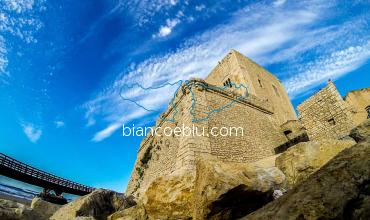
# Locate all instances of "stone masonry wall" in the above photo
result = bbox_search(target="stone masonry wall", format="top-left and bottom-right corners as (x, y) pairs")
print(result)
(205, 50), (297, 126)
(125, 87), (185, 197)
(205, 90), (287, 162)
(126, 80), (289, 197)
(126, 81), (211, 197)
(297, 81), (355, 140)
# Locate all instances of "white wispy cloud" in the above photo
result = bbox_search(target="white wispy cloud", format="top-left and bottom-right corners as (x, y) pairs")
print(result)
(195, 4), (206, 11)
(284, 42), (370, 97)
(21, 123), (42, 143)
(156, 18), (180, 38)
(55, 120), (65, 128)
(0, 36), (8, 76)
(2, 0), (35, 13)
(273, 0), (287, 7)
(117, 0), (179, 26)
(91, 108), (149, 142)
(85, 1), (370, 141)
(0, 0), (45, 76)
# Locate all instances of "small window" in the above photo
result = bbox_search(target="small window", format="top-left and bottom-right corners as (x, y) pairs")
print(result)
(284, 130), (292, 136)
(366, 106), (370, 119)
(328, 118), (336, 125)
(272, 85), (280, 97)
(258, 79), (263, 88)
(224, 78), (232, 88)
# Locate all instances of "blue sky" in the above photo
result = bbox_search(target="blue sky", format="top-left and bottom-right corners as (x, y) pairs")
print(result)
(0, 0), (369, 192)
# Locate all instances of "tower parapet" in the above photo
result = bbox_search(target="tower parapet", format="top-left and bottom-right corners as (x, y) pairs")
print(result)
(206, 49), (297, 125)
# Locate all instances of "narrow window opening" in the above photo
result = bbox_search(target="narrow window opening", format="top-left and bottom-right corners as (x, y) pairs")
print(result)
(272, 85), (280, 97)
(258, 79), (263, 88)
(283, 130), (292, 136)
(224, 78), (232, 88)
(366, 106), (370, 119)
(328, 118), (336, 125)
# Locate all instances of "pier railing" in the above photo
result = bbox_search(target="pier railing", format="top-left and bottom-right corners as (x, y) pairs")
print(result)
(0, 153), (94, 195)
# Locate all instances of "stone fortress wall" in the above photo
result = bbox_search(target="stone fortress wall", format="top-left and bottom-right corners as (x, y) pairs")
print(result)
(126, 50), (370, 197)
(126, 77), (290, 196)
(297, 81), (370, 140)
(297, 81), (356, 140)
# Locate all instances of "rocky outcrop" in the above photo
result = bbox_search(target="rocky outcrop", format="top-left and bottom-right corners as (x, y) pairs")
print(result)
(242, 138), (370, 220)
(108, 204), (147, 220)
(70, 217), (97, 220)
(0, 198), (46, 220)
(142, 169), (195, 219)
(251, 154), (280, 168)
(275, 139), (355, 187)
(193, 156), (286, 220)
(31, 197), (61, 219)
(57, 120), (370, 220)
(50, 189), (135, 220)
(350, 118), (370, 142)
(110, 155), (286, 220)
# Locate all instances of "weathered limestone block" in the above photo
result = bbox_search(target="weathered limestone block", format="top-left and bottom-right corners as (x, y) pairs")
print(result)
(128, 155), (285, 220)
(242, 138), (370, 220)
(50, 189), (135, 220)
(251, 154), (280, 168)
(31, 197), (61, 219)
(276, 139), (355, 187)
(193, 155), (286, 220)
(142, 169), (195, 219)
(108, 204), (147, 220)
(350, 118), (370, 142)
(297, 81), (356, 140)
(0, 199), (45, 220)
(70, 217), (97, 220)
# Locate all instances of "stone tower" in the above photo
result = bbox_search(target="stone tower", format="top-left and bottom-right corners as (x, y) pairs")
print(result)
(126, 50), (299, 197)
(206, 49), (297, 125)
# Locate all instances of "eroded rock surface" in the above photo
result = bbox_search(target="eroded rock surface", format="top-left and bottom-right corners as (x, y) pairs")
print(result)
(275, 139), (355, 187)
(242, 138), (370, 220)
(108, 204), (147, 220)
(50, 189), (135, 220)
(350, 118), (370, 142)
(0, 198), (45, 220)
(193, 156), (286, 220)
(113, 155), (286, 220)
(142, 169), (195, 219)
(31, 197), (61, 219)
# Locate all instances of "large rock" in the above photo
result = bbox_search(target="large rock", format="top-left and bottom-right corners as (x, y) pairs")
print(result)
(193, 156), (286, 220)
(142, 169), (195, 219)
(50, 189), (135, 220)
(70, 217), (97, 220)
(0, 198), (46, 220)
(350, 118), (370, 142)
(242, 138), (370, 220)
(123, 155), (285, 220)
(276, 139), (355, 187)
(108, 204), (147, 220)
(31, 197), (61, 219)
(251, 154), (280, 168)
